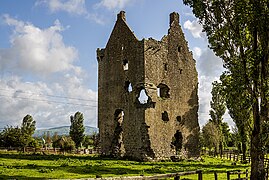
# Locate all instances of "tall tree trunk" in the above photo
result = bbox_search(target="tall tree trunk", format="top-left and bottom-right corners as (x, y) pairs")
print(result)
(250, 7), (265, 178)
(250, 89), (265, 179)
(242, 141), (246, 162)
(219, 141), (223, 157)
(250, 125), (265, 179)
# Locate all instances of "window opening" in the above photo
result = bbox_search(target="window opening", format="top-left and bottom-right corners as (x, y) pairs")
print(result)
(176, 116), (182, 123)
(171, 130), (183, 155)
(157, 88), (160, 97)
(157, 83), (170, 99)
(177, 46), (181, 53)
(123, 59), (128, 70)
(114, 109), (124, 124)
(138, 89), (149, 104)
(162, 111), (169, 122)
(124, 81), (133, 92)
(128, 83), (133, 92)
(111, 109), (124, 157)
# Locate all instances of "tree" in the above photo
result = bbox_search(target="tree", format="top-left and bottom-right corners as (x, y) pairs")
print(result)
(52, 132), (58, 144)
(221, 122), (232, 148)
(202, 121), (221, 154)
(221, 73), (251, 162)
(0, 126), (22, 148)
(69, 112), (85, 149)
(83, 135), (94, 149)
(209, 81), (226, 155)
(21, 114), (36, 152)
(53, 136), (75, 153)
(183, 0), (269, 178)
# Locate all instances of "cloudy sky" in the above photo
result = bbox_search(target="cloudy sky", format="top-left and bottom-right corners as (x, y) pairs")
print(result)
(0, 0), (233, 129)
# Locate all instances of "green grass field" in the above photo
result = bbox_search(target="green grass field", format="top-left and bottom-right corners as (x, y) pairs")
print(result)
(0, 151), (250, 179)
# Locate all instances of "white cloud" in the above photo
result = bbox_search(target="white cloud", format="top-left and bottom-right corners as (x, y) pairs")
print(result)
(0, 75), (97, 129)
(95, 0), (135, 11)
(198, 75), (218, 126)
(36, 0), (106, 24)
(197, 48), (223, 77)
(0, 15), (97, 129)
(0, 15), (78, 76)
(183, 19), (204, 38)
(192, 47), (202, 59)
(195, 48), (232, 127)
(36, 0), (87, 15)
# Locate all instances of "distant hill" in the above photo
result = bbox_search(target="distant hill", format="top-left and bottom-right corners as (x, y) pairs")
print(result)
(33, 126), (98, 137)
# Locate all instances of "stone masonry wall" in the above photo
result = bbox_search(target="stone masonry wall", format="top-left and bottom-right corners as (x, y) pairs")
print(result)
(97, 11), (199, 161)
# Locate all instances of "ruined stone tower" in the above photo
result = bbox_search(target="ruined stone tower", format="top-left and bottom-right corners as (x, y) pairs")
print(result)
(97, 11), (199, 161)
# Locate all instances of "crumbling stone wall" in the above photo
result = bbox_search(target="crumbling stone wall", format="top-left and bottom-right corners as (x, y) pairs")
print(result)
(97, 11), (199, 161)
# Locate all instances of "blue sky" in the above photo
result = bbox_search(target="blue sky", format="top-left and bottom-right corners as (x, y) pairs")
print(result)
(0, 0), (232, 129)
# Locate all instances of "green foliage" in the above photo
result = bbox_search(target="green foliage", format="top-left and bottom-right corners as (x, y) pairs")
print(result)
(202, 121), (221, 151)
(21, 114), (36, 150)
(183, 0), (269, 178)
(53, 136), (75, 152)
(28, 138), (41, 149)
(209, 81), (226, 154)
(209, 81), (226, 126)
(0, 126), (22, 148)
(220, 73), (250, 160)
(69, 112), (85, 148)
(0, 114), (36, 150)
(21, 115), (36, 137)
(221, 122), (232, 148)
(83, 135), (94, 148)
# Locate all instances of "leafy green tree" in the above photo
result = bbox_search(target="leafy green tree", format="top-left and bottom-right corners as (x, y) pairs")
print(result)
(92, 133), (100, 151)
(69, 112), (85, 148)
(209, 81), (226, 155)
(53, 136), (75, 153)
(221, 122), (232, 148)
(0, 126), (21, 148)
(21, 114), (36, 152)
(221, 73), (251, 161)
(202, 121), (221, 154)
(52, 132), (58, 144)
(28, 138), (41, 149)
(183, 0), (269, 178)
(83, 135), (94, 149)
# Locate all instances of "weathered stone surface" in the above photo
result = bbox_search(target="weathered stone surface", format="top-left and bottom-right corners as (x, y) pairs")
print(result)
(97, 11), (200, 161)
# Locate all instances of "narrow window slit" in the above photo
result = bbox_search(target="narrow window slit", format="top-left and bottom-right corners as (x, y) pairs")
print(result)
(123, 59), (128, 70)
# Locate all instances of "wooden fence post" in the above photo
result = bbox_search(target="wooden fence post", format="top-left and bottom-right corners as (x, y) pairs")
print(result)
(246, 169), (248, 179)
(214, 172), (218, 180)
(197, 170), (202, 180)
(238, 170), (241, 179)
(265, 166), (269, 180)
(227, 171), (230, 180)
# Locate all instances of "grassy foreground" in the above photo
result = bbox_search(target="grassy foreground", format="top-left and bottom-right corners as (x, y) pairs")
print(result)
(0, 151), (250, 179)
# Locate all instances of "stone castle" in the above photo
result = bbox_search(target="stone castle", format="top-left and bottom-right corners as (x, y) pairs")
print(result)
(97, 11), (199, 161)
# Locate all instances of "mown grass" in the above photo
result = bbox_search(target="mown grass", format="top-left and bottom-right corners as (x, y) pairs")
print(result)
(0, 151), (250, 179)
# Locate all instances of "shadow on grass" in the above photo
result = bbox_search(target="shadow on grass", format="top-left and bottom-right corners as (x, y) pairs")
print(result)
(0, 174), (46, 180)
(0, 152), (106, 161)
